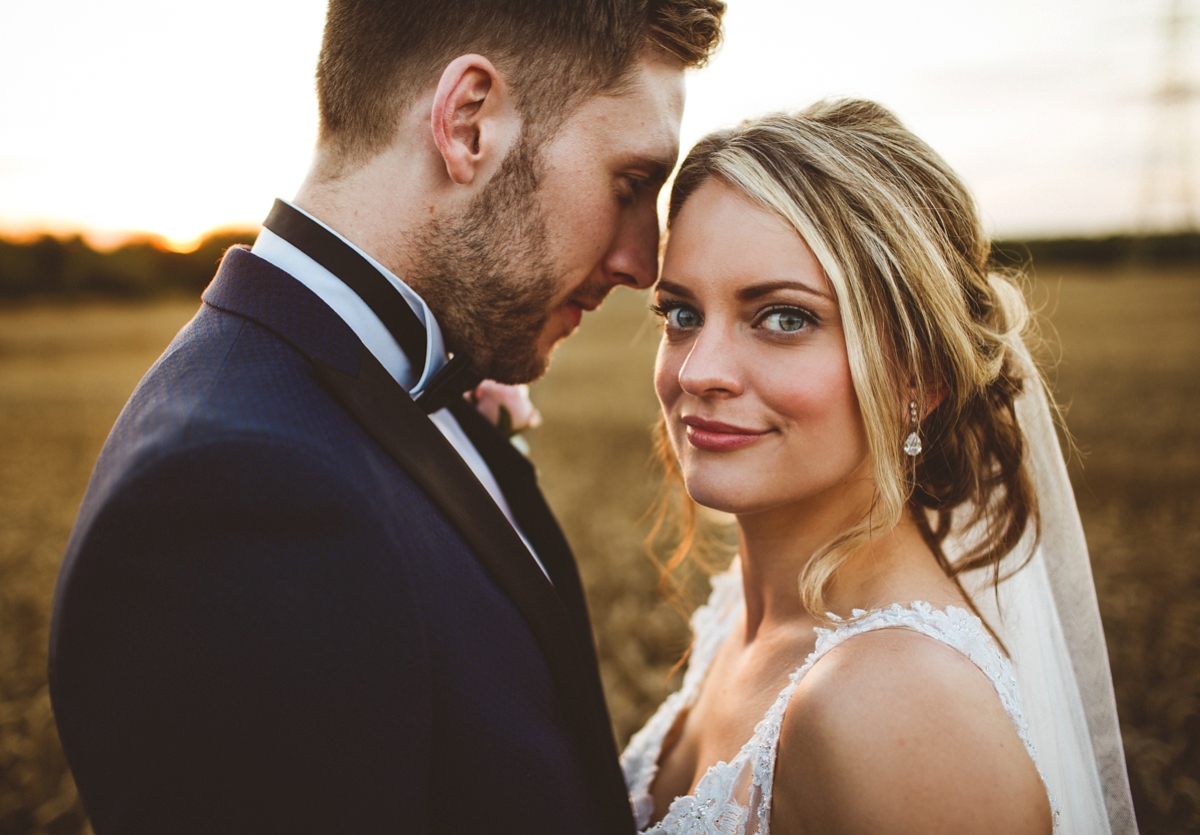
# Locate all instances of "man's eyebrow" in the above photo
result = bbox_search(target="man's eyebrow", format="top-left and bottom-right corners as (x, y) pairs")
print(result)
(625, 154), (675, 183)
(736, 280), (832, 302)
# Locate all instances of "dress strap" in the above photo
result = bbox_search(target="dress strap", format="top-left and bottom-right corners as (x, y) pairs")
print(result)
(748, 602), (1058, 831)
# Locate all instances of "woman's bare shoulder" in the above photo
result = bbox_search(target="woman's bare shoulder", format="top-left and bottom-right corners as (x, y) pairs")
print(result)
(770, 627), (1052, 835)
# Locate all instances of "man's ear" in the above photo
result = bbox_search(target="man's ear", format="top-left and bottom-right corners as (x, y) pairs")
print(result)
(431, 54), (515, 185)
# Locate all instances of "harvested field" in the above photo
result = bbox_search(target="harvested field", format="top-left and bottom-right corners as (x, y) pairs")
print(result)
(0, 266), (1196, 834)
(533, 264), (1200, 835)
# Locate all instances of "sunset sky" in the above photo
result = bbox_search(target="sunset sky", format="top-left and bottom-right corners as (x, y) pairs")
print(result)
(0, 0), (1191, 248)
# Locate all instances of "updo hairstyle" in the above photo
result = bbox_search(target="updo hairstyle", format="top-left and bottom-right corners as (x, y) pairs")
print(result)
(655, 99), (1040, 619)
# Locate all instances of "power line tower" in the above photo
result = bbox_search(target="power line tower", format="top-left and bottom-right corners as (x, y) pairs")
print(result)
(1140, 0), (1199, 233)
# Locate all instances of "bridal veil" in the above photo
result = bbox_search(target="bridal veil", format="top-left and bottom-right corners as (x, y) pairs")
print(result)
(959, 340), (1139, 835)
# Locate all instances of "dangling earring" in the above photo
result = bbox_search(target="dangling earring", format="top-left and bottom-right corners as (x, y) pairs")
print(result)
(904, 400), (923, 457)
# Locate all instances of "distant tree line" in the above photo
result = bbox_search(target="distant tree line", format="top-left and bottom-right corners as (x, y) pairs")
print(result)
(0, 229), (1197, 300)
(990, 231), (1200, 270)
(0, 230), (256, 299)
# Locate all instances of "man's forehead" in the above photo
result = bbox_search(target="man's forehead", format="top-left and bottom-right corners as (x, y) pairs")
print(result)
(620, 56), (685, 127)
(585, 60), (685, 158)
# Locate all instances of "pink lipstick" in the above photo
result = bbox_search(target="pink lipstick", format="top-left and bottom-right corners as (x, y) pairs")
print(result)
(682, 416), (771, 452)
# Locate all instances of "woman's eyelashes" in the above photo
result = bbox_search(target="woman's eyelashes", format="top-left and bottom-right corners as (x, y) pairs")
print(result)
(756, 305), (818, 333)
(651, 300), (702, 332)
(652, 298), (819, 337)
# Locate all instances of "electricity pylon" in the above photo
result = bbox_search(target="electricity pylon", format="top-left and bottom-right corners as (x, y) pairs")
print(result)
(1140, 0), (1199, 233)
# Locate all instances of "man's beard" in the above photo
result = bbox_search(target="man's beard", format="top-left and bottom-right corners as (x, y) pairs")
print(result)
(407, 135), (561, 384)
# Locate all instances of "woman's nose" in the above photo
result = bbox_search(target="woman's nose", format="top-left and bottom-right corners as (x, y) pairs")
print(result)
(677, 325), (744, 397)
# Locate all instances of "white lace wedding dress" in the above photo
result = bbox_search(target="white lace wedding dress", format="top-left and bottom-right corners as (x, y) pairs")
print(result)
(620, 564), (1059, 835)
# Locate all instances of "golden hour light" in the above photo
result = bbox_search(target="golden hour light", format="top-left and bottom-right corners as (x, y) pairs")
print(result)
(0, 0), (1188, 244)
(1, 4), (1196, 835)
(0, 0), (327, 247)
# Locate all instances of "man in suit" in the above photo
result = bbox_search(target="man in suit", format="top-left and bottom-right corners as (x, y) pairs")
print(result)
(47, 2), (724, 833)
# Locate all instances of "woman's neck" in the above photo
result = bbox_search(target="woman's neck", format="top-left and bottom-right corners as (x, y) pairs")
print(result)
(733, 479), (867, 637)
(735, 496), (962, 641)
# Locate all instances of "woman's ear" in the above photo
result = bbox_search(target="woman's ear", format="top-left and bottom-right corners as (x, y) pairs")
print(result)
(900, 379), (947, 422)
(921, 387), (947, 419)
(430, 54), (516, 185)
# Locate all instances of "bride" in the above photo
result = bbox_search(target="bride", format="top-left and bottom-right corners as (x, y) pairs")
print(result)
(620, 100), (1138, 834)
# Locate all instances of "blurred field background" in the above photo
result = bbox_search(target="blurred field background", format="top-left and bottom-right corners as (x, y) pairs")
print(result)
(0, 257), (1197, 835)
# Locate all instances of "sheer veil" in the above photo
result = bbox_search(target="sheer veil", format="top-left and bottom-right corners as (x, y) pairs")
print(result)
(956, 340), (1138, 835)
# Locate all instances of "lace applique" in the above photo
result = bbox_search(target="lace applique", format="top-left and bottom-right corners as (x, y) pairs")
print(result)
(621, 567), (743, 830)
(621, 571), (1060, 834)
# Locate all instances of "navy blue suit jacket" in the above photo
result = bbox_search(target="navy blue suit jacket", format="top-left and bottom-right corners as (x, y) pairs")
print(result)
(49, 248), (636, 834)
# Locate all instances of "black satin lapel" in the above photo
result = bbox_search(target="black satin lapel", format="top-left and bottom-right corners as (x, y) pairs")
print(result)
(446, 400), (593, 632)
(313, 354), (635, 834)
(314, 353), (562, 622)
(445, 399), (632, 830)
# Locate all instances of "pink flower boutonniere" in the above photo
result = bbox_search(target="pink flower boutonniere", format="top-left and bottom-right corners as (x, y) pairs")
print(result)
(467, 381), (543, 450)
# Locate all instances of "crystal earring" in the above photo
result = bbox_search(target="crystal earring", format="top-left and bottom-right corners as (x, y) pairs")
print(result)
(904, 400), (923, 457)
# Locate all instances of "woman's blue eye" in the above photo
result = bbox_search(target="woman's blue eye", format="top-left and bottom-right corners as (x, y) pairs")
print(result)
(652, 302), (702, 329)
(762, 309), (810, 332)
(666, 307), (702, 329)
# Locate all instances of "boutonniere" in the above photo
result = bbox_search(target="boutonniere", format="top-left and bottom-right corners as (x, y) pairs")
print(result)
(466, 380), (543, 453)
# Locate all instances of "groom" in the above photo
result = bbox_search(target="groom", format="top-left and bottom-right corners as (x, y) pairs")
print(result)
(47, 2), (723, 833)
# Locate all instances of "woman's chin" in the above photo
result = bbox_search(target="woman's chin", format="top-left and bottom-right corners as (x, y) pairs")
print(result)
(683, 481), (761, 517)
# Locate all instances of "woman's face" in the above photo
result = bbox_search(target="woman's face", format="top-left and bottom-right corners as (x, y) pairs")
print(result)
(654, 180), (871, 518)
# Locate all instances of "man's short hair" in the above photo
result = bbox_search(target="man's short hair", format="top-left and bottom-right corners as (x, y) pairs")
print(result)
(316, 0), (725, 164)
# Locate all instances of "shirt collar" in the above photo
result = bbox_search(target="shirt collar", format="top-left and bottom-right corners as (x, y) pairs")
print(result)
(251, 200), (448, 394)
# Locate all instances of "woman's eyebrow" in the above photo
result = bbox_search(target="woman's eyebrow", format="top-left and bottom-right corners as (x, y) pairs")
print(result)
(736, 280), (831, 302)
(655, 280), (695, 298)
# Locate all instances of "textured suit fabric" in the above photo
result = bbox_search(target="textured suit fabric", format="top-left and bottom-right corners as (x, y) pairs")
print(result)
(49, 249), (623, 834)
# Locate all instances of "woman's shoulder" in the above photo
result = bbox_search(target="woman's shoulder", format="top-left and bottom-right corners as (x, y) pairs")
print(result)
(792, 618), (1011, 731)
(771, 612), (1053, 834)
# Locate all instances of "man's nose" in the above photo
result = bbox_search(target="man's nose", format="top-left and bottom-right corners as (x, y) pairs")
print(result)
(603, 202), (661, 290)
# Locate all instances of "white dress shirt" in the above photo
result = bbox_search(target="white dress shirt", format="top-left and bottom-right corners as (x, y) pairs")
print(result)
(252, 200), (549, 580)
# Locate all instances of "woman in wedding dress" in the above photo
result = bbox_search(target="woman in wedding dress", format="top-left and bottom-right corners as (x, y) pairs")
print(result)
(621, 100), (1138, 834)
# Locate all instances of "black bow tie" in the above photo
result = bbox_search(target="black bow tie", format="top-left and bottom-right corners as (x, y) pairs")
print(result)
(262, 199), (481, 414)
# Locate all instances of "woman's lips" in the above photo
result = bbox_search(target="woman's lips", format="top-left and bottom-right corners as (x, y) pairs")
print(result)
(682, 416), (772, 452)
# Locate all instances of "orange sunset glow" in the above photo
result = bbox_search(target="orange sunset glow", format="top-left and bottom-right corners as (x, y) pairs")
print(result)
(0, 0), (1190, 245)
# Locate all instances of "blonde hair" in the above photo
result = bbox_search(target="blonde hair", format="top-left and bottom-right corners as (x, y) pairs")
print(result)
(655, 99), (1039, 618)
